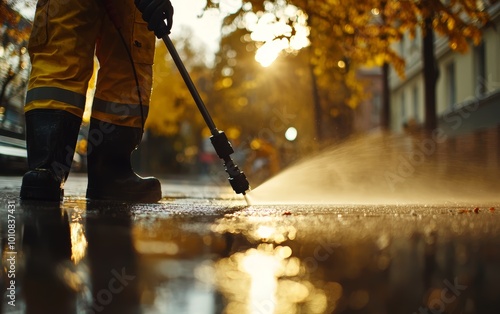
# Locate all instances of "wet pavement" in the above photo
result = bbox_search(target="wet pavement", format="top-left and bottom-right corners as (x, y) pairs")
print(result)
(1, 174), (500, 314)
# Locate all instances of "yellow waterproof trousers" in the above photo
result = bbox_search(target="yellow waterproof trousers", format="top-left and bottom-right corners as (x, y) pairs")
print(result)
(25, 0), (156, 128)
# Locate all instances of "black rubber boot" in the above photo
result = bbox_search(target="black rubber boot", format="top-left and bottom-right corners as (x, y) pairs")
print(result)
(86, 118), (162, 203)
(20, 109), (82, 202)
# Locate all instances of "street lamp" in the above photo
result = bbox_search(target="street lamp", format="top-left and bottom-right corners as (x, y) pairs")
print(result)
(285, 127), (297, 141)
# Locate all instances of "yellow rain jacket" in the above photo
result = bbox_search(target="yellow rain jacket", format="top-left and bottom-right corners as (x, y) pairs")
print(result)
(25, 0), (156, 128)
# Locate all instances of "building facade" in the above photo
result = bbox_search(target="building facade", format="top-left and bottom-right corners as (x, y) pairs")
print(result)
(389, 3), (500, 134)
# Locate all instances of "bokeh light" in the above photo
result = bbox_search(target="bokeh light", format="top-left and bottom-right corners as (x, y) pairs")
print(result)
(285, 127), (298, 141)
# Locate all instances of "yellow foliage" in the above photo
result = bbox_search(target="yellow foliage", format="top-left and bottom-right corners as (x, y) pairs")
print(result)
(203, 0), (494, 139)
(146, 40), (207, 137)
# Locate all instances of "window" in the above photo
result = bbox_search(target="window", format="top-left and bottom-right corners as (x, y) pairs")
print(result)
(401, 92), (406, 119)
(474, 41), (486, 96)
(446, 62), (456, 109)
(372, 93), (381, 123)
(412, 86), (419, 121)
(399, 35), (406, 58)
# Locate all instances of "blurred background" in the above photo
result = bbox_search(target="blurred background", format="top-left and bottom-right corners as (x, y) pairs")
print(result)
(1, 0), (500, 186)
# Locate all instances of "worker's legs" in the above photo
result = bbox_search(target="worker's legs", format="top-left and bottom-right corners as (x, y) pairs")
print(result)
(92, 0), (155, 128)
(21, 0), (104, 201)
(86, 0), (161, 202)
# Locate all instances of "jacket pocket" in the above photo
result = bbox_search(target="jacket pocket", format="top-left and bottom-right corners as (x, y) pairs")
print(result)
(131, 11), (155, 65)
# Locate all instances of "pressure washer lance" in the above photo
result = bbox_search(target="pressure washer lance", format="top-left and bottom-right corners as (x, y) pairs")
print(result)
(162, 35), (251, 196)
(103, 3), (249, 196)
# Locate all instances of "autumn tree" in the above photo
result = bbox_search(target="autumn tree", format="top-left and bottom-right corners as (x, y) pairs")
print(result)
(147, 28), (208, 138)
(291, 0), (494, 131)
(207, 0), (495, 134)
(208, 19), (322, 169)
(392, 0), (494, 131)
(206, 0), (367, 145)
(143, 27), (214, 173)
(0, 0), (32, 134)
(0, 0), (32, 43)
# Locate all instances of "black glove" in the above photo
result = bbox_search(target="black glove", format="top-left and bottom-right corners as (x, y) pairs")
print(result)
(134, 0), (174, 38)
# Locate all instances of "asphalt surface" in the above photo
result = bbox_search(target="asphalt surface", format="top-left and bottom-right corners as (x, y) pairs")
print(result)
(1, 174), (500, 314)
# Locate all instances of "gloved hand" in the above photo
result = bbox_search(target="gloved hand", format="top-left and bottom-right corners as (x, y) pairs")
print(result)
(134, 0), (174, 38)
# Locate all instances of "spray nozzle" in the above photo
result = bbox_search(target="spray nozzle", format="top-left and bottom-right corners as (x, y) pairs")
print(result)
(224, 159), (250, 195)
(210, 131), (251, 195)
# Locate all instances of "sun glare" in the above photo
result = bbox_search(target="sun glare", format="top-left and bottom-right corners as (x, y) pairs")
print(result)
(67, 207), (88, 264)
(246, 5), (310, 67)
(242, 249), (280, 314)
(255, 39), (288, 67)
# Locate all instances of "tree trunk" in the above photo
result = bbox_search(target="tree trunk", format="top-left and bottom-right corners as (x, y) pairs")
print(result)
(378, 0), (391, 131)
(380, 62), (390, 130)
(305, 11), (323, 142)
(422, 17), (438, 131)
(308, 61), (323, 141)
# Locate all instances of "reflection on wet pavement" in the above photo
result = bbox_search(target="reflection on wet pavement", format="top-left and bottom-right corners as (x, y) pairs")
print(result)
(1, 195), (500, 313)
